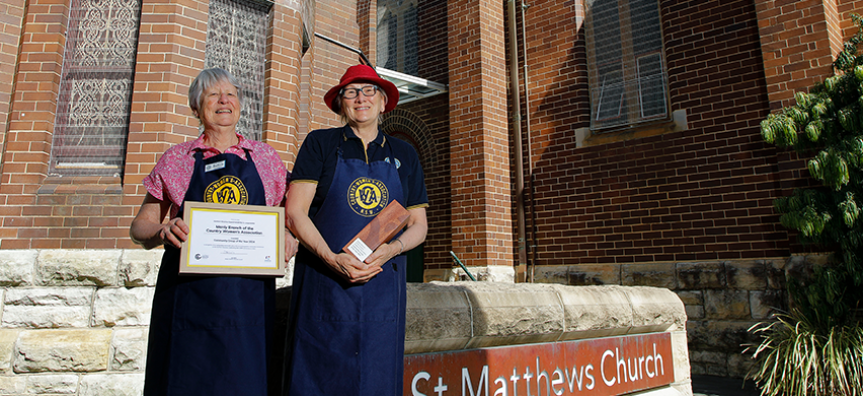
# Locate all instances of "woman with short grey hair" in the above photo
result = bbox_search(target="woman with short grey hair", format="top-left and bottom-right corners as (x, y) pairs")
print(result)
(130, 67), (298, 395)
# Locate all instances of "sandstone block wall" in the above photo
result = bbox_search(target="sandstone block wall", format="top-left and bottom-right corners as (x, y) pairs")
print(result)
(530, 257), (815, 377)
(0, 250), (161, 395)
(0, 249), (299, 395)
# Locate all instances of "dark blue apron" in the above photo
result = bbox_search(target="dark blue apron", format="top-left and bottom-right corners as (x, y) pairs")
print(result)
(285, 136), (407, 396)
(145, 148), (275, 396)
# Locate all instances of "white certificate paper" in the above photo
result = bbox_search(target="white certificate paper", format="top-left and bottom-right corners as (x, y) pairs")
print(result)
(180, 202), (285, 276)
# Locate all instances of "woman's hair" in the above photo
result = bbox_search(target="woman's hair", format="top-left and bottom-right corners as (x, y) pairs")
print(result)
(336, 85), (388, 126)
(188, 68), (243, 119)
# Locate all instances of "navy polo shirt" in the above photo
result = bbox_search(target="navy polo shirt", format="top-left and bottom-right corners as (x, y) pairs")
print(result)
(290, 125), (429, 219)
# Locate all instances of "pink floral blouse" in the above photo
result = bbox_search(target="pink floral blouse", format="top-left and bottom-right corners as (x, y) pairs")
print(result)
(143, 133), (288, 218)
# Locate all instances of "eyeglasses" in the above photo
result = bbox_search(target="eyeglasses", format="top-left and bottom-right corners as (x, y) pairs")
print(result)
(341, 85), (379, 99)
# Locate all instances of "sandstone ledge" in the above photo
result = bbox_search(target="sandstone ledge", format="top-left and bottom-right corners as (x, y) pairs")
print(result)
(405, 281), (686, 354)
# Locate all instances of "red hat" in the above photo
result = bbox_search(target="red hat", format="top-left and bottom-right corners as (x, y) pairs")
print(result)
(324, 64), (399, 114)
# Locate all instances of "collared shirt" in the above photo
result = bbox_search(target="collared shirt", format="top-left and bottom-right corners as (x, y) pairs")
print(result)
(291, 125), (429, 219)
(143, 132), (288, 218)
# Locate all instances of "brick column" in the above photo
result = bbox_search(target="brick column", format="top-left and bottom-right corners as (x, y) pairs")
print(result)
(265, 3), (305, 164)
(357, 0), (376, 65)
(1, 0), (65, 190)
(447, 0), (514, 271)
(307, 1), (359, 130)
(754, 0), (843, 111)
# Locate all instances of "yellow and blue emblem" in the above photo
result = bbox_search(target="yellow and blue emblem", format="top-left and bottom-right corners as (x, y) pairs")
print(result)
(204, 175), (248, 204)
(347, 177), (389, 216)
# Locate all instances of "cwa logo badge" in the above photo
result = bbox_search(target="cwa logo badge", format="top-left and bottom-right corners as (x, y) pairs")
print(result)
(347, 177), (389, 216)
(204, 175), (248, 204)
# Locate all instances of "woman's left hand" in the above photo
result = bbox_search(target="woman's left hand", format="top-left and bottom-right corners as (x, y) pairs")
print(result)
(363, 241), (402, 268)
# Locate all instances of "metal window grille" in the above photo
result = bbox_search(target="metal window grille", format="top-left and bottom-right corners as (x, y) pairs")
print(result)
(586, 0), (668, 131)
(204, 0), (272, 141)
(50, 0), (142, 177)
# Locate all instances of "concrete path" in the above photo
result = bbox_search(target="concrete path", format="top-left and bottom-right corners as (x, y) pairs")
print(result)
(691, 375), (761, 396)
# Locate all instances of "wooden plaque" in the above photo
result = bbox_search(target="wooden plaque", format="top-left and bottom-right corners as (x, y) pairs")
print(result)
(342, 200), (411, 262)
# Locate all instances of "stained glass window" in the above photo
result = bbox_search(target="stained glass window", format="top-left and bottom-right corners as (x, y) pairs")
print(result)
(50, 0), (142, 177)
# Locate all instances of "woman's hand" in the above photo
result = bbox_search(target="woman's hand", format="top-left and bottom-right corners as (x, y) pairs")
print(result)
(131, 193), (180, 250)
(363, 241), (402, 269)
(159, 217), (189, 249)
(329, 253), (383, 284)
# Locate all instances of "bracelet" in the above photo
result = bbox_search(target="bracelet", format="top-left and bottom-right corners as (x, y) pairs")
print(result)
(394, 239), (404, 255)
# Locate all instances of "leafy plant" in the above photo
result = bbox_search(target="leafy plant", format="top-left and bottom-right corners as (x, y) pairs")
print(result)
(747, 311), (863, 396)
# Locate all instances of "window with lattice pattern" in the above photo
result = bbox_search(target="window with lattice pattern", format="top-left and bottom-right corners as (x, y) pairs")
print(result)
(50, 0), (142, 177)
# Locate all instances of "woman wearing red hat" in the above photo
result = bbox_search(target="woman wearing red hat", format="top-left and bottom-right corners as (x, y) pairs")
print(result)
(283, 64), (429, 395)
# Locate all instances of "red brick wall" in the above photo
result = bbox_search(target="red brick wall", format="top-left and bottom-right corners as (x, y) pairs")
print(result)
(401, 95), (451, 270)
(266, 3), (305, 164)
(4, 0), (863, 267)
(524, 0), (788, 266)
(755, 0), (844, 111)
(357, 0), (375, 64)
(1, 0), (71, 248)
(416, 0), (448, 84)
(839, 0), (863, 37)
(306, 0), (359, 131)
(391, 0), (450, 270)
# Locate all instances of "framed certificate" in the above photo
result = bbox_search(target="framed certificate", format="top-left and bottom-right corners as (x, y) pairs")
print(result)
(180, 201), (286, 277)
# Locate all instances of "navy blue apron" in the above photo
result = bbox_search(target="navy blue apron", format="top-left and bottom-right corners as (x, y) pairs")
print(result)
(285, 136), (407, 396)
(145, 148), (275, 396)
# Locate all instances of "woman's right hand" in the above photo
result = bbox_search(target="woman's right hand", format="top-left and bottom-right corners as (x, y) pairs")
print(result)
(159, 217), (189, 249)
(131, 193), (177, 250)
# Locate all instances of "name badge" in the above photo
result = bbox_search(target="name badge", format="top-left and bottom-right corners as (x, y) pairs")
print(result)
(205, 160), (226, 173)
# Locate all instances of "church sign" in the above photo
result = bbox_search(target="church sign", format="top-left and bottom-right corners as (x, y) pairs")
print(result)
(405, 332), (673, 396)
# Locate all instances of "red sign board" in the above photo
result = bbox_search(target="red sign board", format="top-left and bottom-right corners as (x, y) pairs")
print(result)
(405, 333), (673, 396)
